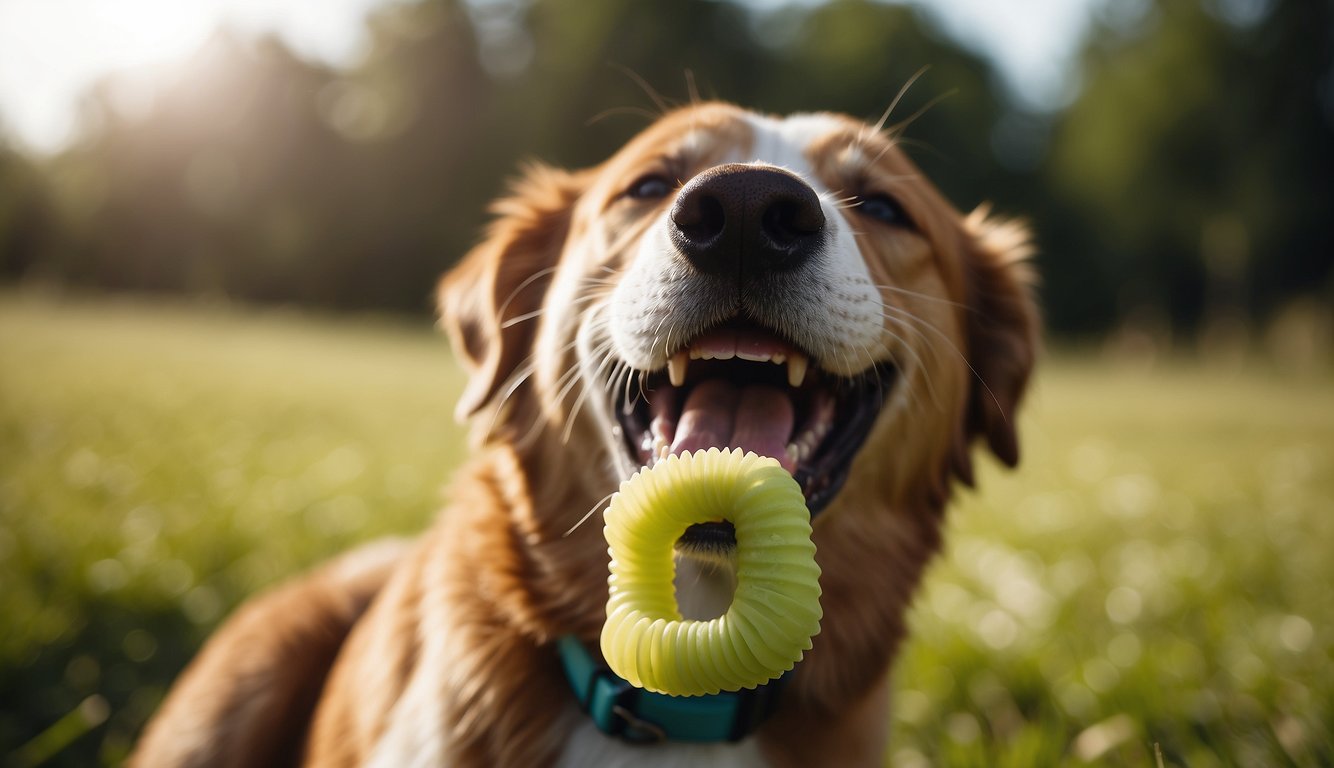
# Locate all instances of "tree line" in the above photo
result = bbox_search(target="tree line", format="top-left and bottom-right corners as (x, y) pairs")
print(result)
(0, 0), (1329, 339)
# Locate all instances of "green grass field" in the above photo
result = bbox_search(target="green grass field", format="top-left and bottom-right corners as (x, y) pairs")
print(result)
(2, 293), (1330, 766)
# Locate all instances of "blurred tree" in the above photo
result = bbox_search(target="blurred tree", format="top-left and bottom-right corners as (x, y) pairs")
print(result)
(43, 30), (348, 301)
(0, 143), (52, 280)
(23, 1), (487, 312)
(1045, 0), (1334, 336)
(317, 0), (488, 310)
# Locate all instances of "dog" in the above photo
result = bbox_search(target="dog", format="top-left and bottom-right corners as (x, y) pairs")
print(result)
(131, 102), (1037, 767)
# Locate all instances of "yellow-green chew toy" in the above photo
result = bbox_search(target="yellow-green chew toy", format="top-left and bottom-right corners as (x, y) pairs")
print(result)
(601, 447), (822, 696)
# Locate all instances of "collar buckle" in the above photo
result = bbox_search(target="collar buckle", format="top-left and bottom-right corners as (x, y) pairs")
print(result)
(611, 704), (668, 744)
(586, 667), (665, 744)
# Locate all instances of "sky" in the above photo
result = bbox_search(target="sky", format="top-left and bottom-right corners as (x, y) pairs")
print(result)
(0, 0), (1101, 154)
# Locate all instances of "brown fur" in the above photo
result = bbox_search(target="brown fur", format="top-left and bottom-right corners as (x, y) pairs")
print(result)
(130, 103), (1037, 767)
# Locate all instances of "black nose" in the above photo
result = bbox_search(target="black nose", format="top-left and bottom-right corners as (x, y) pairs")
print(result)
(669, 164), (826, 278)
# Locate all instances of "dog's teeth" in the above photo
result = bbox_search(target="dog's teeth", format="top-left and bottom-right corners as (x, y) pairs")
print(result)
(668, 353), (688, 387)
(786, 443), (801, 466)
(736, 350), (766, 363)
(787, 352), (809, 388)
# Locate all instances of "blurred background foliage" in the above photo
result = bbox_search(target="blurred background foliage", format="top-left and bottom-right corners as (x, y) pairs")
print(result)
(0, 0), (1329, 343)
(2, 0), (1333, 765)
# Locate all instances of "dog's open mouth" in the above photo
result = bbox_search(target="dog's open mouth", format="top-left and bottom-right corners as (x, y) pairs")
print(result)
(614, 319), (895, 540)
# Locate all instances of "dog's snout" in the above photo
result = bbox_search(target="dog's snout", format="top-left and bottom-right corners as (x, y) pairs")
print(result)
(669, 164), (825, 277)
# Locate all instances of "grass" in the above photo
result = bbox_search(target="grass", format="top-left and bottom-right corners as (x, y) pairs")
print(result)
(1, 292), (1330, 766)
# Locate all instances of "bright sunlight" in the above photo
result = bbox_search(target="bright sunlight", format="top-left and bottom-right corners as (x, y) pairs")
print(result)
(0, 0), (379, 152)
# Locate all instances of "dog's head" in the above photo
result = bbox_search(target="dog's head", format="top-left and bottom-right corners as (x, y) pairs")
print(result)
(440, 102), (1036, 544)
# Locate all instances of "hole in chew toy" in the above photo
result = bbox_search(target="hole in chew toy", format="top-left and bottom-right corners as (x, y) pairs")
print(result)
(675, 522), (738, 620)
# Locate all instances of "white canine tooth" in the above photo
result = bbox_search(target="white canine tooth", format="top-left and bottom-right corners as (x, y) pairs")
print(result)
(787, 352), (809, 388)
(667, 353), (688, 387)
(786, 443), (800, 466)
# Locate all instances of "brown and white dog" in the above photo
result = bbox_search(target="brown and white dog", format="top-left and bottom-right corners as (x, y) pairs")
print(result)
(131, 102), (1037, 767)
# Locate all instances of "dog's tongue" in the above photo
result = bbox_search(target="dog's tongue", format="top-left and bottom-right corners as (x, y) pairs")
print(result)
(670, 380), (795, 470)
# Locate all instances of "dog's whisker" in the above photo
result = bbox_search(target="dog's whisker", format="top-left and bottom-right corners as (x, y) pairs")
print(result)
(885, 88), (956, 140)
(877, 302), (1002, 417)
(564, 333), (619, 444)
(499, 309), (546, 330)
(684, 69), (700, 105)
(530, 327), (613, 439)
(635, 367), (650, 405)
(602, 359), (628, 415)
(621, 360), (643, 415)
(864, 134), (918, 169)
(587, 105), (663, 127)
(610, 63), (674, 116)
(853, 338), (902, 412)
(482, 333), (586, 444)
(552, 352), (594, 413)
(873, 66), (931, 135)
(872, 322), (939, 411)
(883, 321), (944, 393)
(496, 266), (559, 322)
(562, 491), (617, 538)
(870, 281), (972, 312)
(500, 291), (608, 330)
(493, 334), (580, 407)
(482, 359), (538, 444)
(562, 385), (592, 445)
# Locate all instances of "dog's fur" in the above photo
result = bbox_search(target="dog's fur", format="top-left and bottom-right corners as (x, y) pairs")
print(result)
(131, 103), (1037, 767)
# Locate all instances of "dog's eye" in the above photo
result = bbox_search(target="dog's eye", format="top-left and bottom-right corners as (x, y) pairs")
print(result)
(853, 193), (911, 227)
(625, 174), (673, 200)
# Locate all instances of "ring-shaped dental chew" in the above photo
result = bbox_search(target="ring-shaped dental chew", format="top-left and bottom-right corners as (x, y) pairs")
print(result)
(601, 447), (823, 696)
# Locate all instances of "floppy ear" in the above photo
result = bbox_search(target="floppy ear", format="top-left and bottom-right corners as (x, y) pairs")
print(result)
(950, 207), (1040, 486)
(437, 163), (587, 422)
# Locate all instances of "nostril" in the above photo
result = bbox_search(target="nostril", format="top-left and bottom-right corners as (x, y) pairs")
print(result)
(762, 198), (825, 246)
(673, 194), (726, 244)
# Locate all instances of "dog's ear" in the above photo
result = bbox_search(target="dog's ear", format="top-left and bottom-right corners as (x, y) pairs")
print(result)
(437, 163), (587, 422)
(950, 207), (1040, 485)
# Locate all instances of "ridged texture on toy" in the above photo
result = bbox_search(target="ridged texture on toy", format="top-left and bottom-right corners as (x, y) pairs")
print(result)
(600, 447), (823, 696)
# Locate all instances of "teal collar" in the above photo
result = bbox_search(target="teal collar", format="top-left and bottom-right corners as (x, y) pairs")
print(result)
(556, 635), (787, 743)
